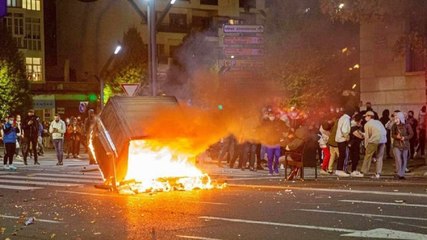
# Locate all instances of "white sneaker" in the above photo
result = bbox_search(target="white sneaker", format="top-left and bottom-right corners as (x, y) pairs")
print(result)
(320, 169), (329, 175)
(335, 170), (350, 177)
(9, 165), (17, 170)
(371, 173), (381, 179)
(350, 171), (364, 177)
(3, 165), (9, 170)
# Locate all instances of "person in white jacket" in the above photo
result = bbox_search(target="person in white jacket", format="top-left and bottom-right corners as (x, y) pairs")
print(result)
(335, 110), (352, 177)
(49, 114), (66, 165)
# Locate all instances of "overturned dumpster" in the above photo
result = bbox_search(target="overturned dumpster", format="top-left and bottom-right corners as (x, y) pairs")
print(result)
(91, 96), (179, 186)
(91, 96), (215, 194)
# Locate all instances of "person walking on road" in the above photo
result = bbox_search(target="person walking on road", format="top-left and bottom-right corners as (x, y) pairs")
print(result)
(3, 116), (20, 170)
(22, 109), (40, 165)
(361, 111), (387, 178)
(391, 112), (414, 180)
(49, 114), (66, 166)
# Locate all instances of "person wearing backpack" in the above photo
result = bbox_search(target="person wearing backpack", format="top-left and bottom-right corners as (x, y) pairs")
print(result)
(391, 112), (414, 180)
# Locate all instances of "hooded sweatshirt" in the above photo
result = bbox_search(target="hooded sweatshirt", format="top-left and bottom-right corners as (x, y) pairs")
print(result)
(391, 112), (414, 150)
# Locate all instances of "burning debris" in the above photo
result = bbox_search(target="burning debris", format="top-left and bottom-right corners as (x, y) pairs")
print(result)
(89, 96), (226, 194)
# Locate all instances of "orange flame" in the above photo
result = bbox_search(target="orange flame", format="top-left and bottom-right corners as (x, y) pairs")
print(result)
(120, 139), (214, 194)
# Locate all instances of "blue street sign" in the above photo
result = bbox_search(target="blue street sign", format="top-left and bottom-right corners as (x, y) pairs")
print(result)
(79, 102), (88, 113)
(0, 0), (6, 18)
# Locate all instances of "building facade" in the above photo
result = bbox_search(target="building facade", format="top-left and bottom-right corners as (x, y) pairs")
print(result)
(360, 19), (426, 113)
(52, 0), (266, 89)
(3, 0), (99, 120)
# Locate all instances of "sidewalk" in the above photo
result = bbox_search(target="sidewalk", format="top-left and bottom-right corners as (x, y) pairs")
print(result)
(198, 155), (427, 178)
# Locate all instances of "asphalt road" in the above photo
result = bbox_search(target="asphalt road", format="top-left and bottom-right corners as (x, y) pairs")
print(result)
(1, 154), (427, 240)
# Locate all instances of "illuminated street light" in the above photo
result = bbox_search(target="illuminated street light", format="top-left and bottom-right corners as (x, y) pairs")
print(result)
(338, 3), (345, 9)
(114, 45), (122, 55)
(170, 0), (176, 4)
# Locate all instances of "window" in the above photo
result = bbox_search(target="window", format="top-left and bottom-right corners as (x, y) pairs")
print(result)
(406, 22), (426, 72)
(26, 57), (43, 81)
(239, 0), (256, 9)
(4, 13), (24, 48)
(169, 13), (187, 29)
(23, 0), (40, 11)
(200, 0), (218, 5)
(24, 17), (41, 51)
(7, 0), (22, 8)
(192, 16), (210, 30)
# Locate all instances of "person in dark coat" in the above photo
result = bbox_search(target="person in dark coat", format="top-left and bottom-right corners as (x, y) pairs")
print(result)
(22, 109), (40, 165)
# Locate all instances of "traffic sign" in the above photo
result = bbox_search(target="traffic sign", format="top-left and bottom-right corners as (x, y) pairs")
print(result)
(223, 25), (264, 33)
(223, 36), (264, 45)
(224, 48), (264, 56)
(79, 101), (88, 113)
(121, 83), (140, 96)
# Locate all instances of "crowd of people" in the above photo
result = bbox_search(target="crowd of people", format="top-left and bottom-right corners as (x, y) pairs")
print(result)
(216, 102), (426, 180)
(1, 109), (97, 169)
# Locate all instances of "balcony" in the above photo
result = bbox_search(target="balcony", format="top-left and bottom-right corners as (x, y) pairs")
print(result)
(30, 81), (99, 94)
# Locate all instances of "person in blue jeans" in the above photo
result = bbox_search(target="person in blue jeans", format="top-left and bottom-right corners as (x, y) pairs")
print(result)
(262, 112), (286, 175)
(3, 116), (20, 170)
(49, 114), (66, 166)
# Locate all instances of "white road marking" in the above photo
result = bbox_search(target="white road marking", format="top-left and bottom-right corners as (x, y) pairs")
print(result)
(199, 216), (355, 233)
(0, 184), (43, 191)
(199, 216), (427, 239)
(0, 214), (62, 224)
(297, 209), (427, 221)
(176, 235), (222, 240)
(30, 173), (102, 180)
(229, 184), (427, 198)
(390, 221), (427, 230)
(0, 179), (82, 187)
(0, 175), (102, 184)
(341, 228), (427, 239)
(340, 200), (427, 208)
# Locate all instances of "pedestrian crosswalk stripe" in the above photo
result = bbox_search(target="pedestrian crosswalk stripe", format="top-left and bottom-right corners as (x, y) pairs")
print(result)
(0, 179), (82, 187)
(0, 175), (102, 184)
(31, 173), (102, 180)
(0, 184), (43, 190)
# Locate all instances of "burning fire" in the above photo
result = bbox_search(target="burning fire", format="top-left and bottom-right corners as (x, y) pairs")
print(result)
(119, 140), (214, 194)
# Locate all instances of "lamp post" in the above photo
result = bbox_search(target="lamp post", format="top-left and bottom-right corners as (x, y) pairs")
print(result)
(147, 0), (157, 96)
(97, 44), (122, 110)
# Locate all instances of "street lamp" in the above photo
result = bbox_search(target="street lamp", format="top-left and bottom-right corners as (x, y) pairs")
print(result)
(97, 44), (122, 110)
(147, 0), (157, 96)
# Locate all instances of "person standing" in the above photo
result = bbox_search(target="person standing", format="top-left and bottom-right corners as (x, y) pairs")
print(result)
(49, 114), (66, 165)
(416, 106), (426, 158)
(3, 116), (19, 170)
(391, 112), (414, 180)
(15, 114), (22, 159)
(349, 114), (364, 177)
(22, 110), (40, 165)
(380, 109), (392, 159)
(319, 119), (332, 174)
(37, 121), (44, 156)
(263, 112), (286, 175)
(361, 111), (387, 178)
(407, 110), (418, 159)
(66, 117), (82, 158)
(335, 109), (352, 177)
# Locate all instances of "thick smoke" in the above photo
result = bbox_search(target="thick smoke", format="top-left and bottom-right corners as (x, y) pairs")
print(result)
(146, 32), (285, 156)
